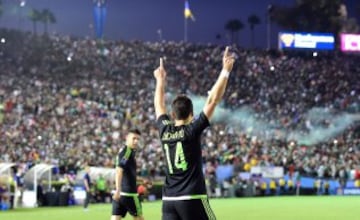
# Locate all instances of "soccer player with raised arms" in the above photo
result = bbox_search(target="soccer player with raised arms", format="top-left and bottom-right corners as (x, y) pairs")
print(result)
(153, 47), (235, 220)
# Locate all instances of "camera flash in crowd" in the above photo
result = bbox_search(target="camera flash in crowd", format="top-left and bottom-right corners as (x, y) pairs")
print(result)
(67, 52), (74, 62)
(313, 52), (318, 57)
(270, 66), (275, 71)
(1, 38), (5, 44)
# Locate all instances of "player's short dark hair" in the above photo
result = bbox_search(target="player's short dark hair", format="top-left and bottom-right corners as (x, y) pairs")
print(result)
(171, 94), (193, 120)
(129, 128), (141, 136)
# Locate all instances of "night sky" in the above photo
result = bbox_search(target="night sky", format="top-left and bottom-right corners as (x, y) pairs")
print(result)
(0, 0), (358, 48)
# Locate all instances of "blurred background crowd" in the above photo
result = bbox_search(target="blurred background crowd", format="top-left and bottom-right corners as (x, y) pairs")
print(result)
(0, 29), (359, 194)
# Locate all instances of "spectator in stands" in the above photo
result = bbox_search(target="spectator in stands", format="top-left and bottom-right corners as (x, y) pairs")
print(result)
(0, 183), (7, 205)
(269, 179), (277, 195)
(260, 180), (267, 196)
(324, 181), (330, 195)
(278, 178), (286, 195)
(287, 178), (294, 195)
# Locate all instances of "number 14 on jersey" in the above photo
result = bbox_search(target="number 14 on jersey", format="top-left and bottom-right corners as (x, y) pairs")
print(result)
(164, 142), (188, 174)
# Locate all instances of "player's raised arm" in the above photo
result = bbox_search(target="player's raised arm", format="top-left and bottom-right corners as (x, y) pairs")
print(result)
(203, 46), (235, 120)
(154, 57), (167, 119)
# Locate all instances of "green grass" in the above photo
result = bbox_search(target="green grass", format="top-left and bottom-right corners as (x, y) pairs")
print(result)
(1, 196), (359, 220)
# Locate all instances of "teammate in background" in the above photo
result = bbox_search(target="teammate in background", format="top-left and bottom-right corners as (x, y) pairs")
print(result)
(83, 166), (92, 211)
(153, 47), (235, 220)
(111, 128), (150, 220)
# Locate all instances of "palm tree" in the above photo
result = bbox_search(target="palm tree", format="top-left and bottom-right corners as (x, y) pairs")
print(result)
(29, 9), (42, 35)
(247, 14), (261, 48)
(40, 9), (56, 34)
(225, 19), (244, 45)
(271, 1), (343, 33)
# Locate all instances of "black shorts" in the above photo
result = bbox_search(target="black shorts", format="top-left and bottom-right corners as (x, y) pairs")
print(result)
(112, 195), (143, 217)
(162, 198), (216, 220)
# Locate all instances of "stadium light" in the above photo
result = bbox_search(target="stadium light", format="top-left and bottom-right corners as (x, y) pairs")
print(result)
(20, 0), (26, 7)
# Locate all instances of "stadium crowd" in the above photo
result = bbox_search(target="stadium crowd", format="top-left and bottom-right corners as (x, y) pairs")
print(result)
(0, 29), (359, 188)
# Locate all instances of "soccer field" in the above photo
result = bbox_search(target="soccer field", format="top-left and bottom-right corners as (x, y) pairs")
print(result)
(1, 196), (359, 220)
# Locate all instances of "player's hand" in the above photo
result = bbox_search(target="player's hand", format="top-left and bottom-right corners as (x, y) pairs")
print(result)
(222, 46), (235, 73)
(154, 57), (167, 80)
(112, 190), (121, 201)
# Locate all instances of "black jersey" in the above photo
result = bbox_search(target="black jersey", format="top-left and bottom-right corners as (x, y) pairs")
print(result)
(116, 146), (137, 193)
(157, 112), (210, 198)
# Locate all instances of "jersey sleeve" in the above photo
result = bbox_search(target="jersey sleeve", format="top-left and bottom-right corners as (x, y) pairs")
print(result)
(191, 111), (210, 135)
(156, 114), (171, 134)
(116, 147), (131, 169)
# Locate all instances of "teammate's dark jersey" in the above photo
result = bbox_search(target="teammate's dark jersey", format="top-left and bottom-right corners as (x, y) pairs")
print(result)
(116, 146), (137, 193)
(157, 112), (210, 197)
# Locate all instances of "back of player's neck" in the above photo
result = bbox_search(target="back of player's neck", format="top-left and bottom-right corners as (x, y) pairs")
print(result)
(175, 118), (192, 126)
(174, 120), (186, 126)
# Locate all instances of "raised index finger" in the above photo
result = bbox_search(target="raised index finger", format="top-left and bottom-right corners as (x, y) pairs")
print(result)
(224, 46), (230, 57)
(160, 57), (164, 68)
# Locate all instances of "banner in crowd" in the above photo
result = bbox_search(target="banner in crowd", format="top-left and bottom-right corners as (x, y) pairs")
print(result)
(278, 32), (335, 50)
(342, 188), (360, 195)
(93, 0), (107, 39)
(250, 166), (284, 179)
(340, 34), (360, 52)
